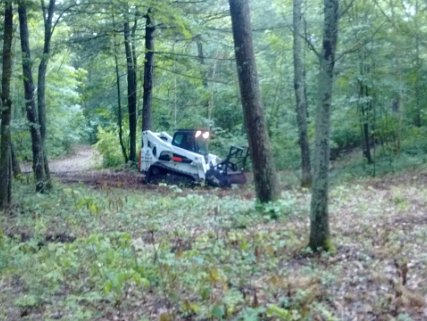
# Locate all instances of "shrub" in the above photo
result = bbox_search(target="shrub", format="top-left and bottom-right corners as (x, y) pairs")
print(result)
(95, 126), (126, 168)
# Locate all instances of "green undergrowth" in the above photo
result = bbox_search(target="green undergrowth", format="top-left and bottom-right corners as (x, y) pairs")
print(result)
(1, 181), (329, 321)
(330, 144), (427, 185)
(1, 174), (426, 320)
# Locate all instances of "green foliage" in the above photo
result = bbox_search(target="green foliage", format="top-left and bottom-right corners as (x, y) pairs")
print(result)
(46, 64), (90, 155)
(1, 232), (149, 317)
(331, 104), (361, 152)
(0, 180), (330, 320)
(270, 122), (301, 170)
(209, 127), (247, 159)
(401, 126), (427, 156)
(12, 61), (89, 159)
(15, 294), (40, 308)
(266, 304), (300, 320)
(95, 126), (126, 167)
(255, 196), (299, 220)
(7, 0), (427, 174)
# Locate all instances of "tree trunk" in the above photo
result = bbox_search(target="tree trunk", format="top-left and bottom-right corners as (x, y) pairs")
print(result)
(37, 0), (56, 189)
(112, 16), (128, 163)
(11, 142), (22, 178)
(362, 120), (372, 163)
(142, 8), (155, 131)
(196, 35), (208, 88)
(414, 0), (422, 127)
(195, 34), (213, 120)
(124, 18), (137, 162)
(18, 0), (47, 192)
(309, 0), (339, 252)
(356, 44), (374, 164)
(358, 80), (373, 164)
(229, 0), (279, 203)
(293, 0), (312, 188)
(0, 0), (14, 209)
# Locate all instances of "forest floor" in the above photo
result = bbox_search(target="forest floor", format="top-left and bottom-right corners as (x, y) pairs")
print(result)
(1, 147), (427, 321)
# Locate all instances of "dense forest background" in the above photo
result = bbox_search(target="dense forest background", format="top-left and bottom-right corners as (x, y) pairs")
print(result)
(2, 0), (426, 172)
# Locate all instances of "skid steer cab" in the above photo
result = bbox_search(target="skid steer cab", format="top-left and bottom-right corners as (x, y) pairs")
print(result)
(138, 129), (248, 188)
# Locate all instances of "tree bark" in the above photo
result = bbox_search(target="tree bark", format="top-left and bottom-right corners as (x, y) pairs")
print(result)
(309, 0), (339, 252)
(293, 0), (312, 188)
(358, 77), (373, 164)
(37, 0), (56, 189)
(196, 35), (208, 88)
(142, 8), (155, 131)
(11, 142), (22, 178)
(124, 17), (137, 162)
(18, 0), (47, 192)
(195, 34), (213, 120)
(414, 0), (422, 127)
(362, 120), (372, 162)
(112, 15), (128, 163)
(0, 0), (14, 209)
(229, 0), (279, 203)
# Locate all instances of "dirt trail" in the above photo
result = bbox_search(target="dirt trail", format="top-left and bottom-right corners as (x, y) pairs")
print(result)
(22, 146), (146, 189)
(50, 145), (100, 173)
(22, 145), (100, 173)
(47, 146), (147, 189)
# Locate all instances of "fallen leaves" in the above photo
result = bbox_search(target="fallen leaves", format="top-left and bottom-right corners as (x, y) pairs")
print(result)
(1, 170), (427, 320)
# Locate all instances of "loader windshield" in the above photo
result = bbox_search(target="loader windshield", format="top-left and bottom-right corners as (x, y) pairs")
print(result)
(172, 130), (209, 155)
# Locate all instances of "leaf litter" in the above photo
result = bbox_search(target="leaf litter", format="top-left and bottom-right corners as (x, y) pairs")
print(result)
(0, 169), (427, 320)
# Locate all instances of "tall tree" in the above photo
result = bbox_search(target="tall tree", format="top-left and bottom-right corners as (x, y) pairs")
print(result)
(413, 0), (422, 127)
(124, 11), (138, 162)
(112, 14), (128, 163)
(142, 8), (155, 131)
(346, 0), (376, 165)
(0, 0), (14, 208)
(229, 0), (279, 203)
(309, 0), (339, 251)
(195, 34), (213, 120)
(357, 49), (374, 164)
(37, 0), (56, 188)
(293, 0), (312, 187)
(18, 0), (47, 192)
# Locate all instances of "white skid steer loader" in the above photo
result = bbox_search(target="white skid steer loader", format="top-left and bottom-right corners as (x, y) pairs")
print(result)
(138, 129), (248, 188)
